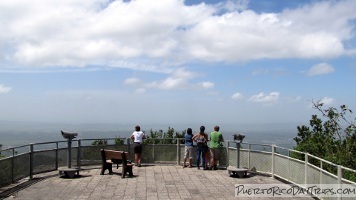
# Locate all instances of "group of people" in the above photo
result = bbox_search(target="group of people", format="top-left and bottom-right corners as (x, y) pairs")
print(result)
(183, 125), (224, 170)
(130, 125), (224, 170)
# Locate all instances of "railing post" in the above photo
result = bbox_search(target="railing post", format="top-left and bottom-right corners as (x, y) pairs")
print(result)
(305, 153), (308, 185)
(288, 150), (291, 181)
(11, 148), (15, 183)
(126, 138), (131, 158)
(30, 144), (34, 180)
(337, 165), (342, 200)
(177, 138), (180, 165)
(55, 142), (59, 169)
(248, 144), (251, 170)
(236, 142), (240, 168)
(226, 141), (229, 167)
(77, 139), (81, 170)
(320, 161), (323, 185)
(271, 145), (275, 178)
(153, 143), (155, 163)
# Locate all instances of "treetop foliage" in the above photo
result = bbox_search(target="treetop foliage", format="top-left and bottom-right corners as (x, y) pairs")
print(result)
(293, 100), (356, 181)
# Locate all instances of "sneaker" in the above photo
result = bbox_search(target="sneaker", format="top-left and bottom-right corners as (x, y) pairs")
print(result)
(183, 165), (187, 168)
(188, 165), (192, 168)
(137, 164), (141, 167)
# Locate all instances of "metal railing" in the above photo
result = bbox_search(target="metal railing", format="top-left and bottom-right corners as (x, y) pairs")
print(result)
(1, 138), (355, 199)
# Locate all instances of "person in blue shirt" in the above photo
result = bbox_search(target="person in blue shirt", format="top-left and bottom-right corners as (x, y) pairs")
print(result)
(183, 128), (194, 168)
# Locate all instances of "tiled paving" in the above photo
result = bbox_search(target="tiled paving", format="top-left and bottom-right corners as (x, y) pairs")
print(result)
(1, 165), (316, 200)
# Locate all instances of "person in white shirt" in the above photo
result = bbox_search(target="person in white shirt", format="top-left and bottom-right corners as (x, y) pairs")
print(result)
(130, 125), (145, 167)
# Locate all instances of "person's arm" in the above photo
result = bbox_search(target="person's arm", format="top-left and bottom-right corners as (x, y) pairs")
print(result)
(192, 133), (197, 142)
(130, 133), (135, 140)
(220, 134), (224, 142)
(142, 132), (146, 139)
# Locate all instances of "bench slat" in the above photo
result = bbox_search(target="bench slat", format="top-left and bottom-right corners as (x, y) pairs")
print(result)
(104, 150), (124, 160)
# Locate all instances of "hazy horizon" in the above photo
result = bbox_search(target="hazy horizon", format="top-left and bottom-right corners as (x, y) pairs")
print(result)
(0, 120), (300, 149)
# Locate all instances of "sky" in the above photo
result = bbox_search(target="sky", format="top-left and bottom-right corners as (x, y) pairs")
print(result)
(0, 0), (355, 129)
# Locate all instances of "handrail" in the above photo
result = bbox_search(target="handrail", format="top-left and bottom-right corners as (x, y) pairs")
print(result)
(308, 152), (338, 167)
(1, 137), (355, 200)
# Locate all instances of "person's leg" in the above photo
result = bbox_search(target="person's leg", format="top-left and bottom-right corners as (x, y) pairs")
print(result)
(137, 153), (141, 166)
(210, 148), (215, 169)
(188, 146), (193, 167)
(183, 146), (188, 167)
(133, 143), (139, 166)
(134, 153), (139, 165)
(137, 144), (142, 166)
(214, 148), (219, 170)
(201, 148), (206, 169)
(196, 148), (201, 169)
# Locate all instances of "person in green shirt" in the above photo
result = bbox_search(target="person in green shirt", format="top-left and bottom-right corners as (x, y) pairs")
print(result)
(209, 126), (224, 170)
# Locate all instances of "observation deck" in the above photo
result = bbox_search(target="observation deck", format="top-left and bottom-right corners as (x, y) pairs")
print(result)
(1, 165), (317, 199)
(1, 138), (355, 199)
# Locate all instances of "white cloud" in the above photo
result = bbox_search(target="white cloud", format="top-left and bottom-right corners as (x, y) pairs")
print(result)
(320, 97), (335, 106)
(197, 82), (214, 89)
(231, 92), (244, 100)
(144, 68), (194, 90)
(248, 92), (280, 104)
(124, 68), (213, 91)
(124, 77), (140, 85)
(171, 67), (197, 79)
(0, 0), (355, 71)
(0, 84), (12, 94)
(149, 77), (188, 90)
(307, 63), (335, 76)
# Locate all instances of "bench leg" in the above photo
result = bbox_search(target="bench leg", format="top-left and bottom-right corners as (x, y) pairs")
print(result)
(122, 166), (133, 178)
(101, 163), (113, 175)
(108, 164), (113, 174)
(128, 166), (133, 177)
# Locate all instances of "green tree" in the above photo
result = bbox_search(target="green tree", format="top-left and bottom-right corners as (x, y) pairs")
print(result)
(293, 100), (356, 181)
(114, 137), (124, 145)
(91, 139), (108, 146)
(163, 127), (175, 144)
(143, 127), (186, 144)
(174, 130), (185, 144)
(144, 129), (163, 144)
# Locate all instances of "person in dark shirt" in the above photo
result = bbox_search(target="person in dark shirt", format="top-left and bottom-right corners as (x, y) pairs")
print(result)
(192, 126), (209, 170)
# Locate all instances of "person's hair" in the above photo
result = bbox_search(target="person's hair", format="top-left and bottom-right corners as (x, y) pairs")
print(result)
(214, 126), (220, 131)
(200, 126), (205, 134)
(187, 128), (192, 135)
(135, 125), (140, 131)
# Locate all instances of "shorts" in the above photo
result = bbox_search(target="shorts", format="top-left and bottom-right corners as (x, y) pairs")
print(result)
(210, 148), (219, 159)
(184, 146), (193, 159)
(134, 142), (143, 154)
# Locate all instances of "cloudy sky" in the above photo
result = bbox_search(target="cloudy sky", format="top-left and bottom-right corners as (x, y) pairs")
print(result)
(0, 0), (355, 128)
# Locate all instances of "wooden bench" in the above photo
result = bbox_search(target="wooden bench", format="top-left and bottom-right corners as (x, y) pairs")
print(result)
(100, 149), (133, 178)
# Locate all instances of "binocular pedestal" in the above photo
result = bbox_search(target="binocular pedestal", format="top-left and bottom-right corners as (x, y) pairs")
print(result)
(58, 130), (80, 178)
